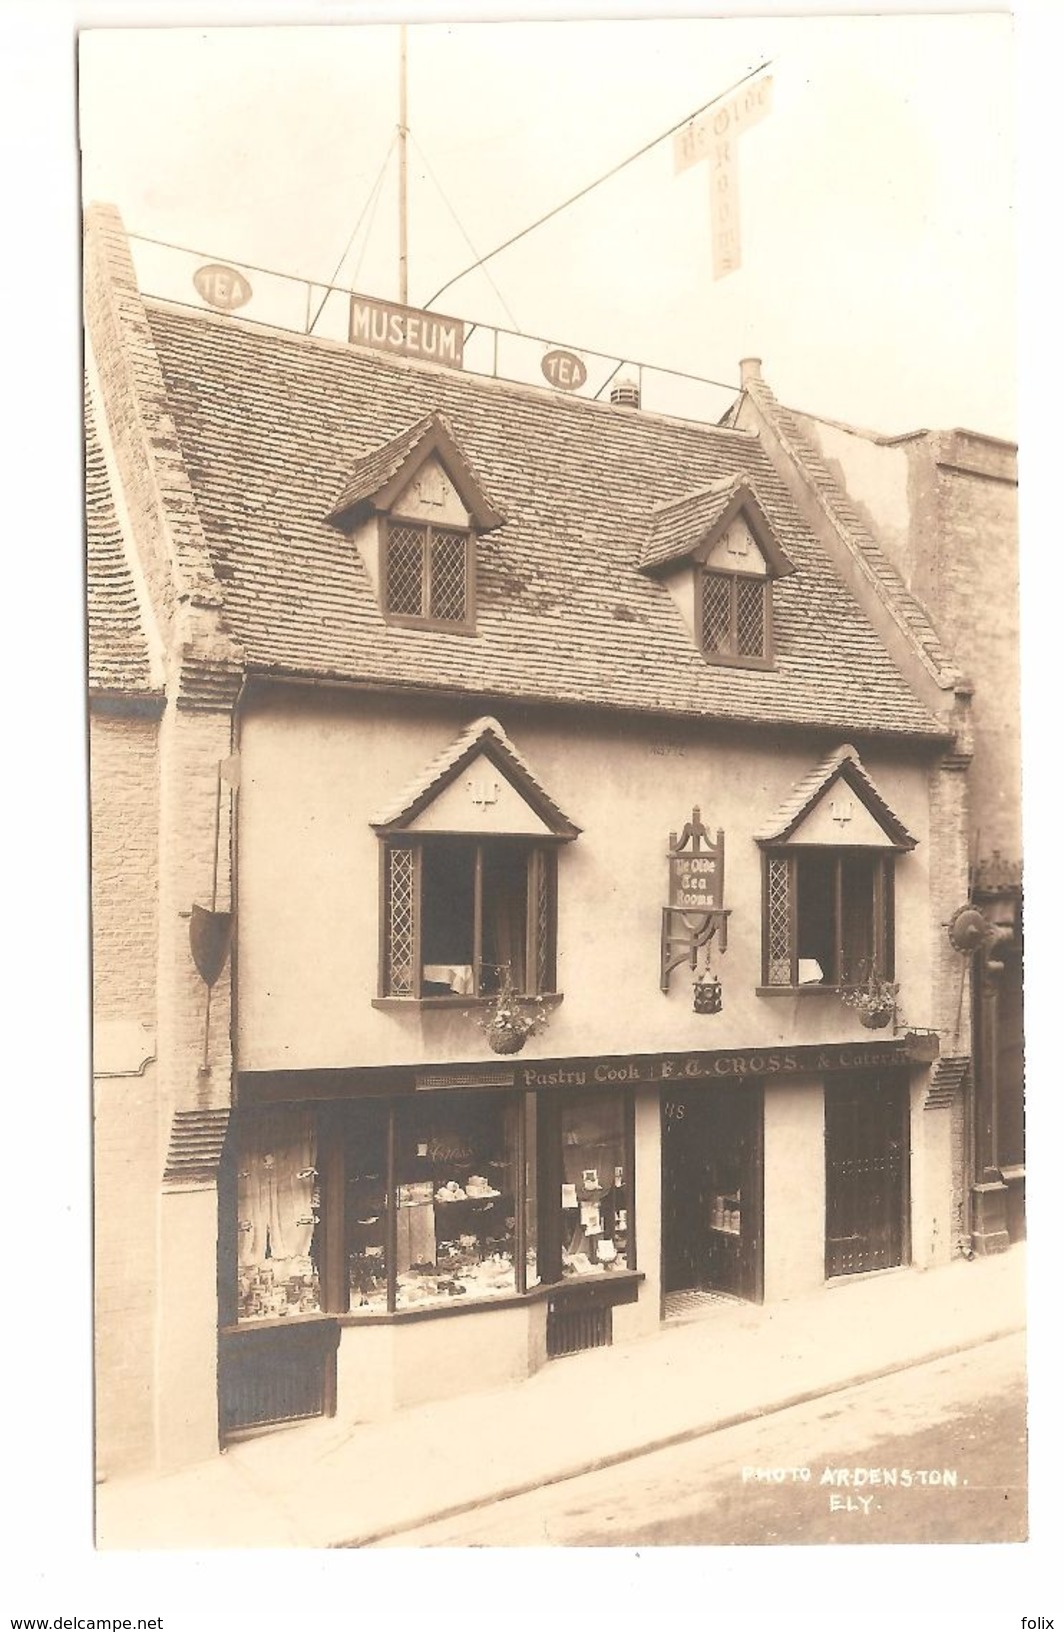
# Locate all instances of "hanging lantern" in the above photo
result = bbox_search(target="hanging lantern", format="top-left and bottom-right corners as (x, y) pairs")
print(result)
(693, 974), (723, 1015)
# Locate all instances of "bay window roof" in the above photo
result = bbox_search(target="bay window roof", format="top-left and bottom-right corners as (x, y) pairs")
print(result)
(755, 743), (918, 850)
(370, 715), (580, 840)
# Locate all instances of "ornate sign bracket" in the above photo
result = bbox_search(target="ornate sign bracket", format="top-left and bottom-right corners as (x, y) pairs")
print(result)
(660, 806), (730, 992)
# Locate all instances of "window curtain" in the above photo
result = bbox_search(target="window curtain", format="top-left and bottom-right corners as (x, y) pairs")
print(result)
(237, 1107), (317, 1268)
(485, 858), (526, 991)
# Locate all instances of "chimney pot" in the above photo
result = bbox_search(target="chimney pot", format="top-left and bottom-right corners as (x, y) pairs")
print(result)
(740, 357), (763, 385)
(610, 377), (641, 409)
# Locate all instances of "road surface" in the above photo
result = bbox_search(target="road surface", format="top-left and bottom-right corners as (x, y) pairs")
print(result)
(372, 1332), (1026, 1546)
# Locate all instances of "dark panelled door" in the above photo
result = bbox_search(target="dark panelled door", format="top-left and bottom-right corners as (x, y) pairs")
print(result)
(825, 1074), (909, 1277)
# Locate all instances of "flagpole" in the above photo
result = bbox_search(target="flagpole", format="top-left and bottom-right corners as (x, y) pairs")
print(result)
(398, 23), (409, 305)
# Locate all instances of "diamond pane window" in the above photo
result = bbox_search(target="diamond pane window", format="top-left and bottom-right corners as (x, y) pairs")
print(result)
(382, 838), (557, 999)
(384, 521), (471, 627)
(700, 569), (770, 664)
(736, 578), (766, 656)
(762, 850), (895, 989)
(429, 530), (468, 621)
(385, 525), (424, 617)
(701, 573), (731, 653)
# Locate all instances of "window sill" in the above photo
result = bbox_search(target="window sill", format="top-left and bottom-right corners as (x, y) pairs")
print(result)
(373, 992), (564, 1012)
(336, 1270), (644, 1327)
(701, 651), (775, 671)
(382, 612), (477, 636)
(756, 984), (844, 998)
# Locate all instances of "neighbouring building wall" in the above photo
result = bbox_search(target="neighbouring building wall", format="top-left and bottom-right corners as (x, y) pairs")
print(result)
(90, 708), (160, 1477)
(792, 415), (1020, 865)
(235, 688), (938, 1075)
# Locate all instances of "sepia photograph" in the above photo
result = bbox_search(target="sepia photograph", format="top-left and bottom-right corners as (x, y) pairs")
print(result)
(6, 0), (1053, 1621)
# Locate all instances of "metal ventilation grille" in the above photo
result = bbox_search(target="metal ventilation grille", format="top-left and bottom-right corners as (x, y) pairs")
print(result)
(547, 1299), (612, 1358)
(429, 529), (467, 621)
(736, 578), (766, 656)
(701, 572), (731, 652)
(386, 524), (424, 615)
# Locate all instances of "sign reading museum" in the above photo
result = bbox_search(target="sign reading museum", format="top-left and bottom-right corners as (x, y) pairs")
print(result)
(349, 293), (465, 369)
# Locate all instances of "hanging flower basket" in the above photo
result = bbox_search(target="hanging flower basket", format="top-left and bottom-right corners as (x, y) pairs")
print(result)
(841, 968), (900, 1031)
(471, 970), (551, 1056)
(486, 1020), (529, 1055)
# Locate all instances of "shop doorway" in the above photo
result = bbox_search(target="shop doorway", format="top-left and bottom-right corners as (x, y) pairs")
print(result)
(825, 1073), (910, 1277)
(661, 1082), (763, 1308)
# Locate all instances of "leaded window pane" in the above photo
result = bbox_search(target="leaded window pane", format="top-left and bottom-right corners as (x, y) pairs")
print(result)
(736, 577), (766, 656)
(386, 524), (424, 616)
(701, 572), (732, 653)
(387, 846), (417, 995)
(429, 529), (468, 622)
(766, 855), (792, 985)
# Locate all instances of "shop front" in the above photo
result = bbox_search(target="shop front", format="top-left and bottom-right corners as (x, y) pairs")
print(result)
(219, 1036), (932, 1441)
(218, 1070), (644, 1438)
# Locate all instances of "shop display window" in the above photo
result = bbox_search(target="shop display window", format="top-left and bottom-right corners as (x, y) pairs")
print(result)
(393, 1092), (520, 1309)
(236, 1106), (321, 1322)
(560, 1092), (629, 1277)
(345, 1100), (390, 1314)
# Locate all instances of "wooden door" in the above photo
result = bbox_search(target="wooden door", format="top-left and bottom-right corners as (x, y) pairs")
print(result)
(825, 1074), (909, 1277)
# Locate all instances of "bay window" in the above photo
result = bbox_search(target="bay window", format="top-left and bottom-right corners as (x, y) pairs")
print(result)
(382, 836), (557, 1000)
(763, 848), (895, 989)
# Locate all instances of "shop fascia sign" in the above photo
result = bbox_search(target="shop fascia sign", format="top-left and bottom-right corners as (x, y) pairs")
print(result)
(348, 292), (465, 368)
(520, 1038), (922, 1090)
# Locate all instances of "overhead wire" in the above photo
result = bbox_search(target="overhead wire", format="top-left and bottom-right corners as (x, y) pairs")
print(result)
(409, 133), (521, 331)
(308, 135), (397, 333)
(348, 151), (393, 293)
(423, 58), (772, 310)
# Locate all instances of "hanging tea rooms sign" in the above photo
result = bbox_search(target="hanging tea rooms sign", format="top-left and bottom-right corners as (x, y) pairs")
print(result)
(660, 806), (730, 994)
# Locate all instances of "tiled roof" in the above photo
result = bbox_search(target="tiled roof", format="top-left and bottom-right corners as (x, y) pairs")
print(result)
(640, 473), (793, 577)
(140, 300), (948, 740)
(754, 743), (919, 848)
(326, 410), (504, 530)
(85, 387), (158, 696)
(370, 715), (581, 836)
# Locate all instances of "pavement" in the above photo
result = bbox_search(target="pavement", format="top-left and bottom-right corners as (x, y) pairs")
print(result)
(95, 1245), (1026, 1550)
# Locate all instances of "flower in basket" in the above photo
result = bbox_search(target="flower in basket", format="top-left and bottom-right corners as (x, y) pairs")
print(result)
(840, 965), (900, 1030)
(471, 970), (551, 1055)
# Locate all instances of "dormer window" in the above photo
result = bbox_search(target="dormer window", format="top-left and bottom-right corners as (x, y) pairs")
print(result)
(701, 566), (768, 662)
(384, 520), (472, 628)
(325, 410), (504, 635)
(640, 474), (794, 671)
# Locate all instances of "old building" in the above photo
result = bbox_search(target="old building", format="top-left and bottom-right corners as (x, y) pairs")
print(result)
(87, 202), (983, 1478)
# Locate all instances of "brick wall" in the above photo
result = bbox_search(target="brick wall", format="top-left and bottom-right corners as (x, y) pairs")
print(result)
(90, 711), (159, 1020)
(90, 708), (160, 1475)
(905, 435), (1020, 862)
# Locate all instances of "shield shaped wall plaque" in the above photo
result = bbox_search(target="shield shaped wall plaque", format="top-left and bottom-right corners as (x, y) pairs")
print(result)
(190, 904), (233, 987)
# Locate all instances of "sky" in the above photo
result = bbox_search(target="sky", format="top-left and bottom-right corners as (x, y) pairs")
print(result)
(77, 11), (1018, 436)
